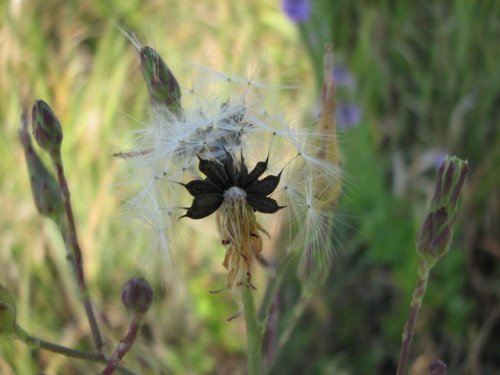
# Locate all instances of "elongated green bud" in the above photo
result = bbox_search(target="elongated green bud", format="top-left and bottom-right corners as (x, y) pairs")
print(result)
(31, 100), (63, 153)
(416, 156), (468, 266)
(140, 46), (182, 113)
(20, 111), (64, 221)
(0, 282), (16, 336)
(430, 156), (469, 219)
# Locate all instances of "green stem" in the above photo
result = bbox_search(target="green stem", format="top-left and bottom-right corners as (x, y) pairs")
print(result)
(298, 23), (323, 91)
(265, 287), (312, 374)
(257, 252), (294, 324)
(242, 286), (263, 375)
(396, 261), (430, 375)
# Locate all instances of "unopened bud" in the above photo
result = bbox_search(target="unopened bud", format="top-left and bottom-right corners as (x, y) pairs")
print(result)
(0, 283), (17, 336)
(416, 207), (451, 259)
(416, 156), (468, 266)
(31, 100), (63, 153)
(429, 360), (447, 375)
(430, 156), (469, 220)
(121, 278), (153, 314)
(140, 47), (182, 113)
(20, 114), (63, 220)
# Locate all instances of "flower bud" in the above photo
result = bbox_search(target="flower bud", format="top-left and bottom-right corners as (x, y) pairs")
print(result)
(416, 156), (468, 265)
(140, 47), (182, 113)
(429, 360), (447, 375)
(121, 278), (153, 314)
(0, 283), (17, 336)
(19, 116), (64, 221)
(430, 156), (469, 220)
(31, 100), (63, 153)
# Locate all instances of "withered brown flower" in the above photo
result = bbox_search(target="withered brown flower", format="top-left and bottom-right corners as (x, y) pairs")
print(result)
(182, 152), (283, 220)
(181, 151), (283, 290)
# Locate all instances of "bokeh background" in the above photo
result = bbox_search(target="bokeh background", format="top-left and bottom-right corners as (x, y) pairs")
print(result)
(1, 0), (499, 374)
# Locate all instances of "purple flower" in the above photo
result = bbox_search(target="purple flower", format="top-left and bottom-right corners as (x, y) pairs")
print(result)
(281, 0), (311, 23)
(333, 66), (355, 88)
(433, 151), (447, 169)
(336, 103), (361, 129)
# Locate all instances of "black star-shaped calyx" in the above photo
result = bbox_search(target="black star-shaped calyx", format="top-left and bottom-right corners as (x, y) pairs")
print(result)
(182, 152), (283, 219)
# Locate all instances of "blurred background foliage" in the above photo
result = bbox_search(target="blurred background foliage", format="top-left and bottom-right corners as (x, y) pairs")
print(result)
(0, 0), (499, 374)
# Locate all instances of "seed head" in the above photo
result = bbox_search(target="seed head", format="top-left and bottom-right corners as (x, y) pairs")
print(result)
(119, 41), (342, 287)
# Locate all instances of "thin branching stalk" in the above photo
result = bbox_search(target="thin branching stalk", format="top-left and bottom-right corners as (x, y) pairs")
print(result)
(397, 156), (468, 374)
(100, 313), (145, 375)
(49, 151), (104, 351)
(20, 333), (136, 375)
(396, 261), (430, 375)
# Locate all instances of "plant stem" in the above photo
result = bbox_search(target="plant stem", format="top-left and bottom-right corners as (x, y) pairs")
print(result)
(257, 253), (294, 324)
(19, 333), (136, 375)
(242, 286), (263, 375)
(396, 261), (430, 375)
(50, 151), (104, 351)
(265, 287), (312, 374)
(100, 313), (144, 375)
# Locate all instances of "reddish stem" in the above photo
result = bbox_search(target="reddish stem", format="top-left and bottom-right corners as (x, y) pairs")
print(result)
(396, 263), (430, 375)
(101, 315), (143, 375)
(50, 152), (104, 351)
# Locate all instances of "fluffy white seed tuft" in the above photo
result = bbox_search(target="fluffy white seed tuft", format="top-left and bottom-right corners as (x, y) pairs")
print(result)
(118, 54), (341, 286)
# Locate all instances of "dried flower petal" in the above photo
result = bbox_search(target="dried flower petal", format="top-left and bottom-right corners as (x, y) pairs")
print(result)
(184, 179), (223, 196)
(246, 196), (282, 214)
(183, 193), (224, 219)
